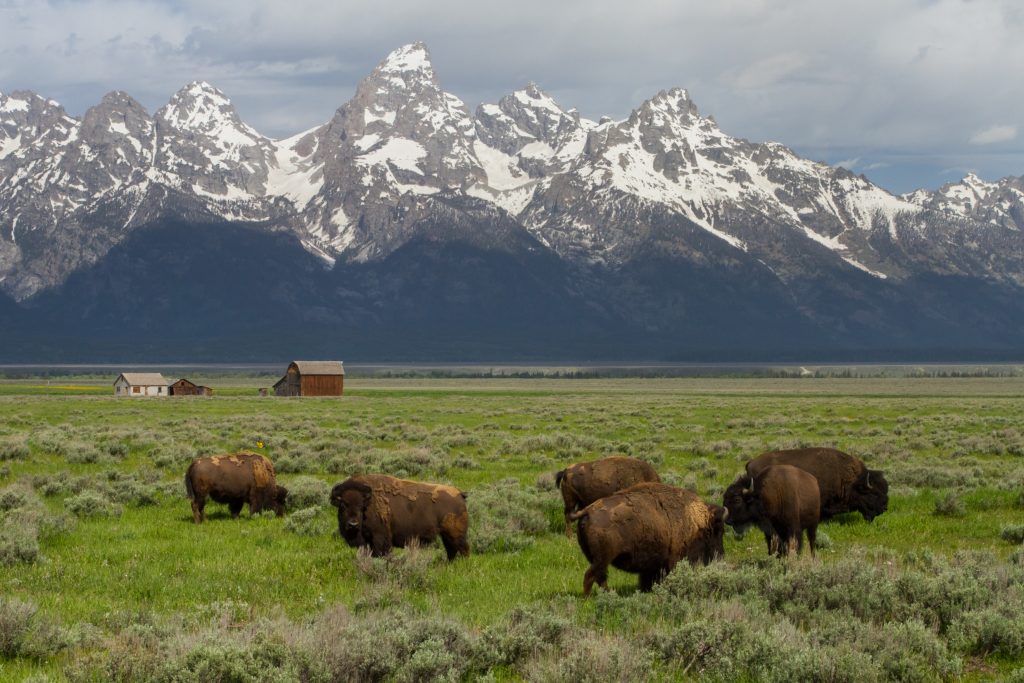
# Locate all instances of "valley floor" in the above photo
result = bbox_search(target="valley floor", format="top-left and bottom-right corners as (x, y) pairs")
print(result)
(1, 377), (1023, 680)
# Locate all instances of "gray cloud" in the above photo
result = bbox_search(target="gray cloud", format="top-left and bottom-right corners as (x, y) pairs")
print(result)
(0, 0), (1021, 193)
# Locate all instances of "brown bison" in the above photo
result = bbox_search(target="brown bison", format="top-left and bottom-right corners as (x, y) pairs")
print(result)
(571, 482), (726, 596)
(555, 456), (661, 536)
(184, 452), (287, 524)
(330, 474), (470, 560)
(723, 464), (820, 557)
(742, 447), (888, 522)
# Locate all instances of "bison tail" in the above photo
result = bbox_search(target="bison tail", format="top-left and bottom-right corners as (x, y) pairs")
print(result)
(568, 509), (589, 522)
(555, 469), (567, 488)
(184, 467), (195, 500)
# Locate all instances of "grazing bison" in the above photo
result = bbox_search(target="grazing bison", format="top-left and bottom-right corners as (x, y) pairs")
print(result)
(743, 447), (888, 522)
(571, 482), (726, 596)
(330, 474), (470, 560)
(184, 452), (287, 524)
(723, 464), (820, 557)
(555, 456), (661, 536)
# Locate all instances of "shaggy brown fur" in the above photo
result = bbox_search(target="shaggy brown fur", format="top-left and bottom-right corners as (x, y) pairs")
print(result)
(745, 447), (888, 522)
(330, 474), (470, 560)
(555, 456), (661, 536)
(184, 452), (287, 524)
(723, 464), (820, 557)
(571, 482), (726, 596)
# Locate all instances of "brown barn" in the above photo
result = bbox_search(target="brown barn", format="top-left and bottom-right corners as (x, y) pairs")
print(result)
(273, 361), (345, 397)
(169, 378), (213, 396)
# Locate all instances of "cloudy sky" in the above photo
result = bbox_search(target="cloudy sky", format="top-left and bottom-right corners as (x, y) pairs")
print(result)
(1, 0), (1020, 193)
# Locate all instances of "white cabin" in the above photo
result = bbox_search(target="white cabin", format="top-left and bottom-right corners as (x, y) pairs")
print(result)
(113, 372), (168, 397)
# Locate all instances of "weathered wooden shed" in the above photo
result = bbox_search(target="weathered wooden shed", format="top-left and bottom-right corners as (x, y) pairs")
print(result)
(113, 373), (168, 397)
(169, 378), (213, 396)
(273, 361), (345, 397)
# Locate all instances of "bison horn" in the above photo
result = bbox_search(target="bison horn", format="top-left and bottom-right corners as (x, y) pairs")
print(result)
(722, 507), (730, 522)
(865, 471), (872, 489)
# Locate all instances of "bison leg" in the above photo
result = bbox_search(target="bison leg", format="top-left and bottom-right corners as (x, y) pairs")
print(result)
(191, 497), (205, 524)
(582, 564), (608, 597)
(369, 532), (393, 558)
(228, 500), (244, 519)
(564, 506), (577, 537)
(639, 568), (665, 592)
(806, 525), (817, 558)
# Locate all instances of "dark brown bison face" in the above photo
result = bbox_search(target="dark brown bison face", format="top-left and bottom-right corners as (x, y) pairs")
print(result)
(330, 480), (372, 546)
(853, 469), (889, 521)
(705, 504), (728, 562)
(273, 486), (288, 516)
(722, 477), (757, 535)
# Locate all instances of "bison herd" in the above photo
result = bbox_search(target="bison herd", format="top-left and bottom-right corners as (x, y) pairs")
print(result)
(184, 446), (889, 596)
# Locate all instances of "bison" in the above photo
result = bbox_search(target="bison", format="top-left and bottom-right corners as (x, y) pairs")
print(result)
(743, 447), (888, 522)
(723, 464), (820, 557)
(570, 482), (726, 596)
(184, 452), (287, 524)
(330, 474), (470, 560)
(555, 456), (661, 536)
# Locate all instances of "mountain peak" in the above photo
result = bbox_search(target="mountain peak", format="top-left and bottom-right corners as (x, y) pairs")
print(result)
(98, 90), (146, 111)
(642, 87), (698, 118)
(158, 80), (259, 141)
(376, 42), (435, 79)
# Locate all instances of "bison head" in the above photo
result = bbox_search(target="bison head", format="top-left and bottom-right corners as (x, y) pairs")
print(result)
(705, 504), (728, 562)
(853, 468), (889, 522)
(330, 479), (373, 547)
(721, 475), (758, 536)
(272, 485), (288, 516)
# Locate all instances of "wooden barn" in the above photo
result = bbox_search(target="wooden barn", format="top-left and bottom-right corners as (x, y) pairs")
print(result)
(113, 372), (168, 397)
(168, 378), (213, 396)
(273, 361), (345, 397)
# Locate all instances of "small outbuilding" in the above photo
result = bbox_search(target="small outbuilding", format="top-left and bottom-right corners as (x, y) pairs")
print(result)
(169, 378), (213, 396)
(114, 372), (168, 397)
(273, 361), (345, 397)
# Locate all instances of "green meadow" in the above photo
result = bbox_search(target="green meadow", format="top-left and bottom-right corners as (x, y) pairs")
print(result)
(1, 377), (1024, 681)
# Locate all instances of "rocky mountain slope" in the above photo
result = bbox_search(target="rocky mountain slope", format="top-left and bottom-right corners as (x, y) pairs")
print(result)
(1, 43), (1022, 359)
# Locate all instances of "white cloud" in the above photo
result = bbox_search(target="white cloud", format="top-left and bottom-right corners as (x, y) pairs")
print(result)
(836, 157), (860, 170)
(969, 124), (1017, 145)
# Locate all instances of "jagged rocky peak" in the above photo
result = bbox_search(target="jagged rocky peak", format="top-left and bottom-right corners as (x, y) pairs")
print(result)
(320, 41), (483, 195)
(158, 81), (252, 134)
(0, 90), (78, 160)
(375, 41), (437, 83)
(476, 82), (587, 154)
(80, 91), (153, 141)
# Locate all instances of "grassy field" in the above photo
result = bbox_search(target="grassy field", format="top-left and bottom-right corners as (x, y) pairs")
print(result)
(1, 377), (1024, 681)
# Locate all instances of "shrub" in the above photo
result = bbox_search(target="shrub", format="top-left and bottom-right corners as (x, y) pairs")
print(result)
(65, 490), (123, 518)
(283, 476), (330, 510)
(353, 542), (435, 592)
(470, 478), (557, 553)
(0, 598), (67, 660)
(933, 491), (966, 517)
(0, 437), (30, 462)
(524, 632), (654, 683)
(283, 507), (331, 537)
(0, 483), (71, 566)
(1002, 524), (1024, 544)
(476, 606), (572, 669)
(949, 605), (1024, 658)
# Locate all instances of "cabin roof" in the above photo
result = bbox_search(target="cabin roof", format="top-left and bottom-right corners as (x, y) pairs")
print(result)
(115, 373), (167, 386)
(290, 361), (345, 376)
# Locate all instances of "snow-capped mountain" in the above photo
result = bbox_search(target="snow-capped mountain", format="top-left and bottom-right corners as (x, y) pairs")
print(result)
(0, 42), (1022, 360)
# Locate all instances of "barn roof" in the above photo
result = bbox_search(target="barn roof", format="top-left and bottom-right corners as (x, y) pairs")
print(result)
(290, 361), (345, 376)
(115, 373), (168, 386)
(170, 378), (197, 387)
